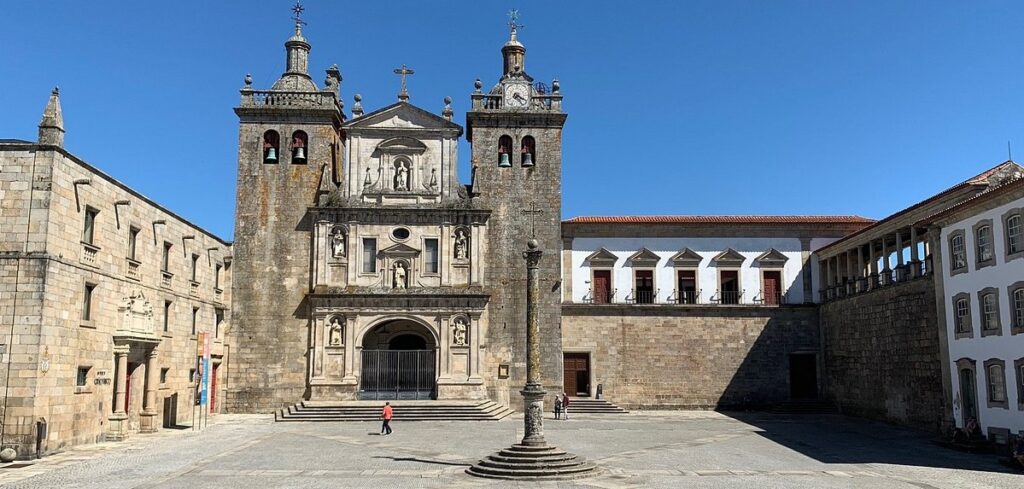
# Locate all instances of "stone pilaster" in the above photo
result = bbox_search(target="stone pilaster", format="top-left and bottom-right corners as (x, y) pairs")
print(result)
(107, 344), (130, 441)
(140, 347), (159, 433)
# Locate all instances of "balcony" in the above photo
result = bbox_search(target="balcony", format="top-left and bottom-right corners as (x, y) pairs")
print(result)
(161, 271), (173, 289)
(125, 258), (141, 281)
(214, 287), (224, 304)
(189, 280), (200, 298)
(81, 242), (99, 267)
(471, 93), (563, 112)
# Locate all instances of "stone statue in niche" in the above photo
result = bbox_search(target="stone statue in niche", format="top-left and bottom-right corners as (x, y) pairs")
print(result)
(331, 227), (346, 258)
(393, 262), (408, 289)
(394, 161), (410, 191)
(452, 317), (468, 346)
(328, 317), (343, 346)
(454, 229), (469, 260)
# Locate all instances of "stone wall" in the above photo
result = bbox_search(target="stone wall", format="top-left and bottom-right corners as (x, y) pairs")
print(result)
(820, 277), (945, 432)
(561, 304), (820, 409)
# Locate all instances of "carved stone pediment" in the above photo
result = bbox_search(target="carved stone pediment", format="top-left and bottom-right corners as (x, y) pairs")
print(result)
(754, 248), (789, 267)
(114, 290), (159, 343)
(670, 248), (703, 268)
(344, 102), (463, 135)
(627, 248), (661, 267)
(375, 137), (427, 155)
(380, 242), (421, 257)
(713, 248), (746, 267)
(584, 248), (618, 267)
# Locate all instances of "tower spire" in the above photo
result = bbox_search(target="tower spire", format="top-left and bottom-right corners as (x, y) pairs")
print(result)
(38, 86), (64, 148)
(502, 10), (526, 78)
(272, 1), (317, 91)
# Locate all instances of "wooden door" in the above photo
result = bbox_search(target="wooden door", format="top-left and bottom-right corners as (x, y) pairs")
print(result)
(210, 364), (219, 412)
(763, 271), (782, 305)
(592, 270), (611, 304)
(563, 353), (590, 396)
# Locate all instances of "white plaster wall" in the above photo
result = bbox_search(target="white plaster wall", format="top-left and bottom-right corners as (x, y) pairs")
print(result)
(569, 237), (812, 304)
(941, 195), (1024, 435)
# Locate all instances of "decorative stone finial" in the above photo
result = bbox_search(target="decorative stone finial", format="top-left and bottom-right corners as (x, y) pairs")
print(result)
(474, 79), (483, 93)
(244, 73), (253, 87)
(443, 96), (453, 120)
(551, 79), (560, 94)
(351, 94), (364, 117)
(527, 238), (539, 250)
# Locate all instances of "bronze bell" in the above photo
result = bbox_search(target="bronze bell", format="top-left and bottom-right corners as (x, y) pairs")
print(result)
(295, 147), (306, 160)
(499, 152), (511, 167)
(265, 147), (277, 162)
(522, 152), (534, 167)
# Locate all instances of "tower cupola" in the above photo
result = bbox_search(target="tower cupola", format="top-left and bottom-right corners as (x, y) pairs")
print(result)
(272, 2), (317, 92)
(502, 10), (527, 78)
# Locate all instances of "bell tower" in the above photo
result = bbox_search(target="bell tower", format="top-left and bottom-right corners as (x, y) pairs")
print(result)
(467, 12), (567, 406)
(228, 3), (345, 411)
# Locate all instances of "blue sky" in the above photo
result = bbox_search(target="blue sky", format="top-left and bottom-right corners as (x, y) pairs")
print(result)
(2, 1), (1023, 239)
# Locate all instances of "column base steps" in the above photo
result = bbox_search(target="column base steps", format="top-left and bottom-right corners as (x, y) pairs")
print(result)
(566, 397), (628, 414)
(275, 400), (513, 422)
(466, 443), (601, 480)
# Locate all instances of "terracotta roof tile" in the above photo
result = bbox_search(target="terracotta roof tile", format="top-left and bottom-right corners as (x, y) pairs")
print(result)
(563, 215), (875, 224)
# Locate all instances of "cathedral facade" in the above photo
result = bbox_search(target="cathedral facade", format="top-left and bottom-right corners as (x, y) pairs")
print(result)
(227, 18), (565, 410)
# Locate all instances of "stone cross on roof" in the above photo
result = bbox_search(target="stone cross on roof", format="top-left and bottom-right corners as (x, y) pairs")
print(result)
(394, 64), (415, 102)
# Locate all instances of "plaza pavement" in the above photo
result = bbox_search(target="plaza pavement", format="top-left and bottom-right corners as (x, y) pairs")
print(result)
(0, 411), (1020, 488)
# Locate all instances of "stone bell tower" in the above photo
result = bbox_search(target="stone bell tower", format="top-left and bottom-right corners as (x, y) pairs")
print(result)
(467, 13), (567, 406)
(228, 5), (345, 411)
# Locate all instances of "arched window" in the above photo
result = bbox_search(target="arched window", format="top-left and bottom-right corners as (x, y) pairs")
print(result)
(291, 130), (308, 164)
(521, 135), (536, 167)
(262, 130), (280, 164)
(498, 135), (513, 167)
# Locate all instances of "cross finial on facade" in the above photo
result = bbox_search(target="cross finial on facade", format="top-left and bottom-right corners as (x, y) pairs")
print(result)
(291, 1), (307, 34)
(521, 202), (543, 238)
(393, 64), (415, 102)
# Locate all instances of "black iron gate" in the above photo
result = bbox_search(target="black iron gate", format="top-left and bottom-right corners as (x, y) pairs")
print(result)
(359, 350), (436, 400)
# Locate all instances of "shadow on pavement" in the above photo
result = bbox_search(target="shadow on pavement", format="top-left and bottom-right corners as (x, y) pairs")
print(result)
(372, 456), (472, 467)
(724, 412), (1015, 474)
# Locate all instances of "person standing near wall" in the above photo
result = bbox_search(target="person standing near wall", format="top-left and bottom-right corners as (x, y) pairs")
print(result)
(380, 402), (394, 435)
(562, 393), (570, 420)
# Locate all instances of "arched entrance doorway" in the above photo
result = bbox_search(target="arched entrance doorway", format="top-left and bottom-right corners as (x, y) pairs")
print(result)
(359, 319), (437, 400)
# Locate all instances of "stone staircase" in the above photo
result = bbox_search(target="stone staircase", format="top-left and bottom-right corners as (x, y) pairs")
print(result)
(566, 397), (628, 414)
(275, 399), (514, 422)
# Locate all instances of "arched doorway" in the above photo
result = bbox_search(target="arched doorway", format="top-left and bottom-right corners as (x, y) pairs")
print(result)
(359, 319), (437, 400)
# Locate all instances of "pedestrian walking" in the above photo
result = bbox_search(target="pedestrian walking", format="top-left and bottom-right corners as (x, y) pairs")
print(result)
(554, 396), (563, 420)
(562, 392), (570, 420)
(380, 402), (393, 435)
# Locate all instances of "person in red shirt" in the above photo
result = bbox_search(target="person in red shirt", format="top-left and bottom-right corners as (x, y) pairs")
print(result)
(380, 402), (393, 435)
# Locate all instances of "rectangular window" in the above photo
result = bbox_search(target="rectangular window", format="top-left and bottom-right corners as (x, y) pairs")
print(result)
(1014, 288), (1024, 328)
(951, 234), (966, 270)
(191, 307), (199, 335)
(127, 226), (140, 260)
(362, 238), (377, 273)
(82, 207), (98, 245)
(82, 283), (96, 321)
(160, 368), (169, 384)
(163, 300), (172, 332)
(988, 364), (1006, 402)
(977, 225), (993, 262)
(215, 308), (225, 338)
(983, 293), (999, 331)
(956, 298), (970, 333)
(1008, 215), (1022, 254)
(189, 369), (196, 384)
(214, 264), (222, 289)
(162, 242), (172, 272)
(76, 366), (90, 387)
(191, 254), (200, 282)
(425, 239), (439, 274)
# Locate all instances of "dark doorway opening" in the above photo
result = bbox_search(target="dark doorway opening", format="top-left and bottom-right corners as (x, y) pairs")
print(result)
(789, 353), (818, 399)
(959, 368), (978, 422)
(359, 320), (437, 400)
(677, 270), (697, 304)
(720, 270), (740, 304)
(634, 270), (654, 304)
(563, 353), (590, 396)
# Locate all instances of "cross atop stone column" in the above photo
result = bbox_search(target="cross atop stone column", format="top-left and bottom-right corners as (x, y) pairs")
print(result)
(521, 202), (543, 238)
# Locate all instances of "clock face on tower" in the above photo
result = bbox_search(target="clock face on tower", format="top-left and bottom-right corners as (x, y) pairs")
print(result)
(504, 83), (530, 108)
